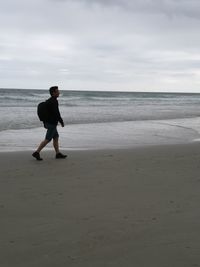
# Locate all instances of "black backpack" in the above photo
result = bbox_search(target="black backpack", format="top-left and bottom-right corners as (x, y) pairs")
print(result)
(37, 101), (49, 122)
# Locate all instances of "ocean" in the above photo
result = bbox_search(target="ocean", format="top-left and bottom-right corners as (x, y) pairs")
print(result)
(1, 88), (200, 151)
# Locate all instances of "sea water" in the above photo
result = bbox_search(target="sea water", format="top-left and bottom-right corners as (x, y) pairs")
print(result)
(1, 88), (200, 151)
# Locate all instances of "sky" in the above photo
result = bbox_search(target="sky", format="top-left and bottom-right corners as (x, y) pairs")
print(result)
(1, 0), (200, 92)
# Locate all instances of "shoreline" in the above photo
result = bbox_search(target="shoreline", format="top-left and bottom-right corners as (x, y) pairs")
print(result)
(1, 143), (200, 266)
(1, 117), (200, 152)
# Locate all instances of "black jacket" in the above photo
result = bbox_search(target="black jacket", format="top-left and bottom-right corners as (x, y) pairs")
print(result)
(45, 96), (64, 125)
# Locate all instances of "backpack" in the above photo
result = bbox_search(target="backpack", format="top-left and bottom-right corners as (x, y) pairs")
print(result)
(37, 101), (49, 122)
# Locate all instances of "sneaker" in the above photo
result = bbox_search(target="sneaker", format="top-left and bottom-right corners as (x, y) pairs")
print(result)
(56, 152), (67, 159)
(32, 151), (43, 161)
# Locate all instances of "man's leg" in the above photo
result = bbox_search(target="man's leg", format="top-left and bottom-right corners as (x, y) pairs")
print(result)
(53, 137), (67, 158)
(37, 139), (50, 153)
(36, 124), (54, 153)
(53, 137), (59, 154)
(32, 124), (66, 160)
(53, 136), (67, 159)
(32, 139), (49, 160)
(32, 123), (52, 160)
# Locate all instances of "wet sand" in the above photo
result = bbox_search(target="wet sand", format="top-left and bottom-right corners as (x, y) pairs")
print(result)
(1, 144), (200, 266)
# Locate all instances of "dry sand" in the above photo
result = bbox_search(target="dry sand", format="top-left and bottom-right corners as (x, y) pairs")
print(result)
(1, 144), (200, 266)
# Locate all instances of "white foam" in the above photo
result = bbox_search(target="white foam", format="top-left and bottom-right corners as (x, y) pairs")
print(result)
(0, 118), (200, 152)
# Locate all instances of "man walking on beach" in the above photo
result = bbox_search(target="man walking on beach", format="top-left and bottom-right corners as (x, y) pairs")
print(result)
(32, 86), (67, 161)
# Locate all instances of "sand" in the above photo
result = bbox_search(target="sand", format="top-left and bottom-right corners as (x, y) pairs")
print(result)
(1, 144), (200, 266)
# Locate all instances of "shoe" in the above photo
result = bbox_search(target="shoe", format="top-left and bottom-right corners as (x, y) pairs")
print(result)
(56, 152), (67, 159)
(32, 151), (43, 161)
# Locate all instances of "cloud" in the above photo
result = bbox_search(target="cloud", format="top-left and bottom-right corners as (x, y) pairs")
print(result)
(0, 0), (200, 91)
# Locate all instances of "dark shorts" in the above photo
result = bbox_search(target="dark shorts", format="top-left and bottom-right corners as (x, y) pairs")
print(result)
(44, 123), (59, 141)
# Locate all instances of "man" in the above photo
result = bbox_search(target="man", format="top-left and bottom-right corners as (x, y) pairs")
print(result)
(32, 86), (67, 161)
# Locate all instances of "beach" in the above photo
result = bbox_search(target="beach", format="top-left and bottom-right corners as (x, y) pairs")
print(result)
(1, 143), (200, 266)
(1, 89), (200, 152)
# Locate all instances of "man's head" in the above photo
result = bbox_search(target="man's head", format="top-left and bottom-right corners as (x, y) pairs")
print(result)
(49, 86), (60, 97)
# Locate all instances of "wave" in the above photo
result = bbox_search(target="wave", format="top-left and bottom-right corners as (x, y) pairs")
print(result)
(1, 89), (200, 132)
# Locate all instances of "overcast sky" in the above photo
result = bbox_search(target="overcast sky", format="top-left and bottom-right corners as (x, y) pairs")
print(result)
(1, 0), (200, 92)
